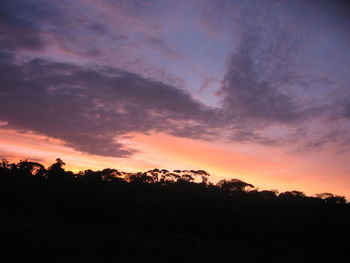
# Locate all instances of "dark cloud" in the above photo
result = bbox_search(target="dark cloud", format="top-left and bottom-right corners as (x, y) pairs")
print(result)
(88, 23), (108, 35)
(0, 52), (219, 157)
(230, 131), (277, 146)
(0, 0), (59, 51)
(217, 1), (310, 128)
(221, 33), (303, 126)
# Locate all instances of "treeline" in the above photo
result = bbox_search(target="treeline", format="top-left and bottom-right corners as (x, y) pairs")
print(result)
(0, 158), (349, 262)
(0, 158), (347, 204)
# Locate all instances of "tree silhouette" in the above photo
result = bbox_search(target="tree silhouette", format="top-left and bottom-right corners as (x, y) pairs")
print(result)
(17, 160), (46, 176)
(47, 158), (67, 180)
(279, 190), (305, 200)
(216, 178), (254, 192)
(0, 158), (349, 262)
(316, 192), (346, 205)
(129, 172), (155, 184)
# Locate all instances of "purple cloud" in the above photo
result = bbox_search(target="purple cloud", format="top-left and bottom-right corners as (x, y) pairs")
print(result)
(1, 0), (350, 157)
(0, 52), (219, 157)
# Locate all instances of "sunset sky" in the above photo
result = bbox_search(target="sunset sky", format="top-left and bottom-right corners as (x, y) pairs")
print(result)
(1, 0), (350, 198)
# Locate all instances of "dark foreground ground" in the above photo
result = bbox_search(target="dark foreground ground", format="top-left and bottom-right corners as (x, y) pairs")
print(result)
(0, 160), (349, 262)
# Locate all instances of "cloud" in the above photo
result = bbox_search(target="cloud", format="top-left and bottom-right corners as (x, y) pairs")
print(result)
(1, 0), (350, 157)
(145, 37), (184, 60)
(214, 0), (312, 128)
(221, 33), (303, 126)
(201, 0), (350, 151)
(341, 103), (350, 119)
(0, 0), (58, 51)
(0, 52), (219, 157)
(0, 0), (218, 158)
(230, 131), (277, 146)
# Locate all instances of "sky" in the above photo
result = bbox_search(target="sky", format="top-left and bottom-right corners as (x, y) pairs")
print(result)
(1, 0), (350, 198)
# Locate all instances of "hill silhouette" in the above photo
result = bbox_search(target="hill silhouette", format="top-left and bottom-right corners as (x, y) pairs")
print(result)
(0, 158), (349, 262)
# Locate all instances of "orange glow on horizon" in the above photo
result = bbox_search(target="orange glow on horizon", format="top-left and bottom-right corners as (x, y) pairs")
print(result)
(1, 128), (350, 199)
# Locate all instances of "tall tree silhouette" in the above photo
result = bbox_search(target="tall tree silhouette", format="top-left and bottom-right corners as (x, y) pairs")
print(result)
(47, 158), (66, 179)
